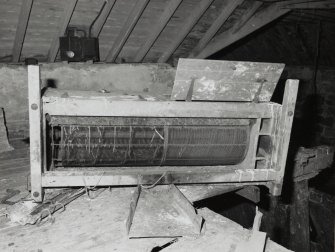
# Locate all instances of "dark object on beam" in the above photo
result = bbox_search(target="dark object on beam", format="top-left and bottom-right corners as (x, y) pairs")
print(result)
(59, 27), (100, 62)
(24, 58), (38, 65)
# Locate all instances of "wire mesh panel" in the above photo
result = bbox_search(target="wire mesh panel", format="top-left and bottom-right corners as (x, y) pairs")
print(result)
(48, 117), (251, 169)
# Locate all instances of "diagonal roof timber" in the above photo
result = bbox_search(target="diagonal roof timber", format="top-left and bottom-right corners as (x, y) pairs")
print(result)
(105, 0), (150, 62)
(157, 0), (214, 63)
(195, 3), (291, 59)
(47, 0), (78, 62)
(188, 0), (245, 58)
(91, 0), (117, 37)
(133, 0), (183, 63)
(12, 0), (34, 62)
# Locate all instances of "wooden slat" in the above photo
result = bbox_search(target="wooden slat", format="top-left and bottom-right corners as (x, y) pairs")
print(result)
(12, 0), (34, 62)
(28, 65), (43, 202)
(280, 0), (335, 9)
(133, 0), (182, 62)
(195, 3), (291, 59)
(157, 0), (214, 63)
(105, 0), (150, 62)
(188, 0), (244, 58)
(47, 0), (78, 62)
(90, 0), (116, 37)
(271, 79), (299, 195)
(171, 59), (285, 102)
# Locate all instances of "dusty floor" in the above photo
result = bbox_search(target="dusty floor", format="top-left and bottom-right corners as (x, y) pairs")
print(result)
(0, 140), (291, 252)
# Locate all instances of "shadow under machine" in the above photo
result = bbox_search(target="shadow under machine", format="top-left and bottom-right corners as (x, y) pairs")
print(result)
(28, 59), (298, 203)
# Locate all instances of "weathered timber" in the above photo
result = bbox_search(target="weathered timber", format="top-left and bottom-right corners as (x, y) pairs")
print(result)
(28, 65), (43, 202)
(105, 0), (150, 62)
(270, 79), (299, 195)
(12, 0), (33, 62)
(188, 0), (244, 58)
(48, 0), (78, 62)
(90, 0), (116, 37)
(133, 0), (182, 62)
(171, 58), (285, 102)
(196, 3), (290, 59)
(280, 0), (335, 9)
(157, 0), (214, 63)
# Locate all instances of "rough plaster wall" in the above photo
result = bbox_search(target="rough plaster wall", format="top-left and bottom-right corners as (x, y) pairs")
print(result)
(0, 63), (175, 139)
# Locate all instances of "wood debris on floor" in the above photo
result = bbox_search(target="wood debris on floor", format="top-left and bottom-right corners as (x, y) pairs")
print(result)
(0, 185), (292, 252)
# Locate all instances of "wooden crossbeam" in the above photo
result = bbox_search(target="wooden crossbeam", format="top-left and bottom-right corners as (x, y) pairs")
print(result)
(157, 0), (214, 63)
(133, 0), (182, 62)
(188, 0), (244, 58)
(12, 0), (34, 62)
(90, 0), (116, 37)
(195, 3), (291, 59)
(280, 0), (335, 9)
(47, 0), (78, 62)
(105, 0), (150, 62)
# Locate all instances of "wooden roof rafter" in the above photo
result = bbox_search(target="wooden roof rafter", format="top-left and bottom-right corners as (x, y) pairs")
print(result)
(157, 0), (215, 63)
(12, 0), (34, 62)
(105, 0), (150, 63)
(188, 0), (245, 58)
(90, 0), (117, 38)
(195, 3), (291, 59)
(133, 0), (183, 63)
(279, 0), (335, 9)
(47, 0), (78, 62)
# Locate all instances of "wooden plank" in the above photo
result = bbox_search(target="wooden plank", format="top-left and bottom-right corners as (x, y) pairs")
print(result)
(47, 0), (78, 62)
(41, 169), (278, 187)
(43, 98), (277, 118)
(90, 0), (116, 37)
(196, 3), (291, 59)
(280, 0), (335, 9)
(290, 180), (310, 252)
(12, 0), (34, 62)
(28, 65), (43, 202)
(270, 79), (299, 195)
(171, 59), (285, 102)
(157, 0), (214, 63)
(133, 0), (182, 62)
(188, 0), (244, 58)
(105, 0), (150, 62)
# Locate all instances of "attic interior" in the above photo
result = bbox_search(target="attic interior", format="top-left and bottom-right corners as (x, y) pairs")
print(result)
(0, 0), (334, 251)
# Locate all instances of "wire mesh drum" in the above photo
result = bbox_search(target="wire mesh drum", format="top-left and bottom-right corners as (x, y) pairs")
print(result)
(48, 117), (251, 169)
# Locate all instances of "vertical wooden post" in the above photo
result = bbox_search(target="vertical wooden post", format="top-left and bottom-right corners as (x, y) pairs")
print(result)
(28, 65), (43, 202)
(270, 79), (299, 195)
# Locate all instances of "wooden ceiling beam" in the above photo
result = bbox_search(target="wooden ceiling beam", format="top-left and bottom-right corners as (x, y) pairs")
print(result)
(281, 0), (335, 9)
(133, 0), (182, 63)
(105, 0), (150, 63)
(188, 0), (244, 58)
(195, 3), (291, 59)
(90, 0), (116, 37)
(12, 0), (34, 62)
(47, 0), (78, 62)
(157, 0), (214, 63)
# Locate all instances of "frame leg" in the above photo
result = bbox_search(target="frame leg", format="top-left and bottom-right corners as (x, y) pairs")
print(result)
(28, 65), (43, 202)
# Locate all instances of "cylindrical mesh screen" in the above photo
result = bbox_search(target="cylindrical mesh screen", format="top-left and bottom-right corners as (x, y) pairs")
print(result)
(49, 117), (250, 168)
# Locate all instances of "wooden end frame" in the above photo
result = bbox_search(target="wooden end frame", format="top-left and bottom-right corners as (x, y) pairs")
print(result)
(28, 65), (43, 202)
(269, 79), (299, 196)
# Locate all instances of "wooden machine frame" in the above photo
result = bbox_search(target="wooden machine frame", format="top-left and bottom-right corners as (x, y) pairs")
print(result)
(28, 65), (298, 202)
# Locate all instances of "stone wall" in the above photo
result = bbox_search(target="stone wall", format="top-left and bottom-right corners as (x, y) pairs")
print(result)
(282, 66), (335, 147)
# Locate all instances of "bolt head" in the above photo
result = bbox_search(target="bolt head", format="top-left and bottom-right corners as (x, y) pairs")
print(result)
(31, 103), (38, 110)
